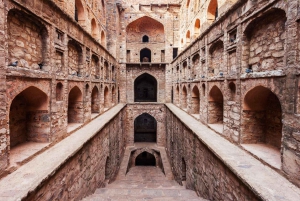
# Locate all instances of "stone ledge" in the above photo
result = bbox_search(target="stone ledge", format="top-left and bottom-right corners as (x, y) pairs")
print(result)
(0, 104), (126, 201)
(165, 103), (300, 201)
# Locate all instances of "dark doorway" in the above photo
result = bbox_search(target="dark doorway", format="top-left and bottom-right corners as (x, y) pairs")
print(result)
(135, 152), (156, 166)
(134, 73), (157, 102)
(142, 35), (149, 43)
(140, 48), (151, 62)
(182, 158), (186, 181)
(134, 113), (157, 142)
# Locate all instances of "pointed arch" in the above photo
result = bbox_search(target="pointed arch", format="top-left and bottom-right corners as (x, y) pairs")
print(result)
(10, 86), (49, 148)
(75, 0), (85, 25)
(134, 113), (157, 142)
(68, 86), (83, 123)
(207, 0), (218, 22)
(91, 86), (99, 113)
(101, 31), (106, 46)
(194, 19), (200, 37)
(104, 86), (110, 109)
(135, 152), (156, 166)
(91, 18), (98, 38)
(186, 30), (191, 44)
(175, 85), (180, 105)
(56, 82), (63, 101)
(191, 86), (200, 114)
(242, 86), (282, 149)
(140, 48), (151, 62)
(208, 86), (223, 124)
(182, 85), (188, 109)
(134, 73), (157, 102)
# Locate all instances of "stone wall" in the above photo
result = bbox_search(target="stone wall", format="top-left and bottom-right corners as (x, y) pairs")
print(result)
(125, 64), (166, 103)
(166, 108), (259, 201)
(170, 0), (300, 188)
(24, 109), (126, 201)
(1, 0), (119, 174)
(7, 9), (46, 69)
(125, 104), (166, 147)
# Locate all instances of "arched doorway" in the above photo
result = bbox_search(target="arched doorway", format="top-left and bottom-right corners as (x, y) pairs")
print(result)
(134, 113), (157, 142)
(104, 86), (109, 109)
(91, 86), (99, 113)
(191, 86), (200, 114)
(68, 86), (83, 123)
(176, 86), (179, 105)
(242, 86), (282, 149)
(140, 48), (151, 62)
(134, 73), (157, 102)
(135, 152), (156, 166)
(208, 86), (223, 124)
(182, 86), (188, 109)
(9, 86), (49, 148)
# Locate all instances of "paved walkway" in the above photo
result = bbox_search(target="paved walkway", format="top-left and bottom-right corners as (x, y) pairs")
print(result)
(82, 166), (206, 201)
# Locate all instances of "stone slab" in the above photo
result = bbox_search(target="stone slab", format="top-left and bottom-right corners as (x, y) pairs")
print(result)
(165, 103), (300, 201)
(0, 104), (126, 201)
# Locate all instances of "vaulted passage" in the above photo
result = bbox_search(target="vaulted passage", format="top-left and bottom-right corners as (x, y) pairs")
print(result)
(135, 152), (156, 166)
(134, 73), (157, 102)
(134, 113), (157, 142)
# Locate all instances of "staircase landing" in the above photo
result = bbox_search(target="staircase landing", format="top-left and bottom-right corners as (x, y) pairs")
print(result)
(82, 166), (207, 201)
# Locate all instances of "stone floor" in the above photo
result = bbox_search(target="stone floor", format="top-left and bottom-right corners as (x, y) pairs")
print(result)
(82, 166), (207, 201)
(9, 142), (50, 168)
(241, 143), (281, 169)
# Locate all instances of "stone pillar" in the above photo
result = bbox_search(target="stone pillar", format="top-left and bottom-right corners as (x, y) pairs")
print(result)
(0, 0), (8, 171)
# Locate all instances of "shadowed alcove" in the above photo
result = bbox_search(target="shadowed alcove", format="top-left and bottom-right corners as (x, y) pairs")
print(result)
(135, 152), (156, 166)
(134, 73), (157, 102)
(134, 113), (157, 142)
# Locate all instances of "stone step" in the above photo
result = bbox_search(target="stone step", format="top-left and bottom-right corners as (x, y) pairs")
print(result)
(82, 188), (206, 201)
(105, 180), (185, 189)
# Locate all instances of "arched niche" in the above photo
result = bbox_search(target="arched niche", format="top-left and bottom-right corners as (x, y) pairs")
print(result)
(134, 73), (157, 102)
(101, 31), (106, 46)
(126, 16), (165, 43)
(8, 9), (48, 70)
(140, 48), (151, 62)
(209, 40), (224, 77)
(207, 0), (218, 22)
(142, 35), (149, 43)
(68, 40), (82, 76)
(191, 86), (200, 114)
(9, 86), (49, 148)
(134, 113), (157, 143)
(194, 19), (200, 37)
(104, 86), (110, 109)
(68, 86), (83, 123)
(241, 86), (282, 149)
(56, 82), (63, 101)
(75, 0), (85, 26)
(175, 85), (180, 105)
(91, 86), (99, 113)
(208, 86), (223, 124)
(186, 30), (191, 44)
(135, 152), (156, 166)
(91, 55), (99, 79)
(91, 18), (98, 38)
(244, 8), (286, 73)
(182, 86), (188, 109)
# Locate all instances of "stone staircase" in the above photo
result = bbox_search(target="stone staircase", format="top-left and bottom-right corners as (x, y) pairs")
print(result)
(82, 166), (207, 201)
